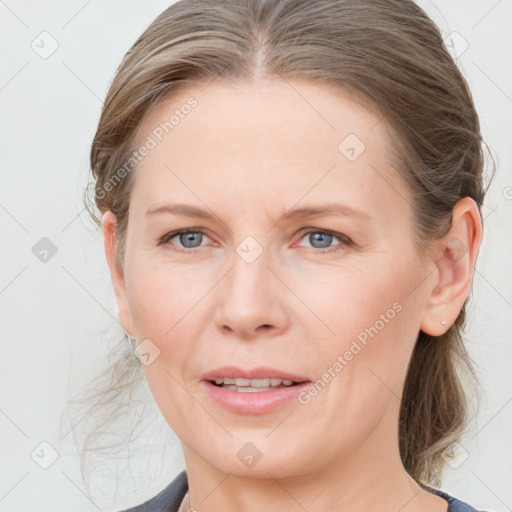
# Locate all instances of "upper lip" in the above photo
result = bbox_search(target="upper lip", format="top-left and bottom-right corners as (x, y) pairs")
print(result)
(202, 366), (310, 383)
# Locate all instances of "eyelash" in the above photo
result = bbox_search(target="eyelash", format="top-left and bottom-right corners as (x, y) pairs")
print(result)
(158, 228), (353, 254)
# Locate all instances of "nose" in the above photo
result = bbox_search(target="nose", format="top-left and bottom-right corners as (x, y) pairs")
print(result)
(213, 243), (290, 340)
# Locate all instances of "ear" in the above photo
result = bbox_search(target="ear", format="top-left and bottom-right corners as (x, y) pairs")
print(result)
(101, 211), (135, 337)
(420, 197), (483, 336)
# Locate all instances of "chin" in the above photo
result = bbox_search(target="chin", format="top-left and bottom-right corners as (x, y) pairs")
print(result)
(196, 441), (315, 480)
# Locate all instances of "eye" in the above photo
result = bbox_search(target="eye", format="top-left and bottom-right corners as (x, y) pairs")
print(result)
(159, 229), (211, 251)
(159, 228), (353, 254)
(296, 229), (352, 253)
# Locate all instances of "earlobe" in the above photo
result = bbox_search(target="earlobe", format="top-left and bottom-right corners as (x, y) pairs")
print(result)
(420, 197), (483, 336)
(101, 211), (135, 336)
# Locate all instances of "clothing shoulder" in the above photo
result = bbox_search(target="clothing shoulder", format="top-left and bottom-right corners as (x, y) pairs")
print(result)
(425, 485), (490, 512)
(118, 474), (489, 512)
(120, 470), (188, 512)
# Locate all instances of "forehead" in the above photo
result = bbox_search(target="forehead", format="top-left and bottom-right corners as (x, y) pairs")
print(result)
(137, 77), (394, 157)
(129, 78), (409, 223)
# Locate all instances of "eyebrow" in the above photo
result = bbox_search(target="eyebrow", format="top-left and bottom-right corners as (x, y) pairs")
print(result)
(146, 202), (371, 221)
(282, 203), (370, 221)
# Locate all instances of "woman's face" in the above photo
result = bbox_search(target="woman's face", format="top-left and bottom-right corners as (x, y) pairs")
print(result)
(106, 78), (436, 478)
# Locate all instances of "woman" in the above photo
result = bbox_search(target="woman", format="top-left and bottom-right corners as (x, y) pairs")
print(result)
(83, 0), (493, 510)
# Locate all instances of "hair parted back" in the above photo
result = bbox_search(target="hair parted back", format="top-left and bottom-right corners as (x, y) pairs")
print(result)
(70, 0), (493, 491)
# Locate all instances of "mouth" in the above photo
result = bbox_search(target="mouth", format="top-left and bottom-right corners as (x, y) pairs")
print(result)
(201, 366), (310, 391)
(201, 366), (311, 414)
(208, 377), (303, 392)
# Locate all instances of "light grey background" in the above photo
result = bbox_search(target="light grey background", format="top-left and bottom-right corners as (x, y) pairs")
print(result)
(1, 1), (511, 511)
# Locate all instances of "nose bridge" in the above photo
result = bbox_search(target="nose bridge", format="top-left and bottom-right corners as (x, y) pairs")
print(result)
(213, 236), (288, 337)
(227, 240), (274, 313)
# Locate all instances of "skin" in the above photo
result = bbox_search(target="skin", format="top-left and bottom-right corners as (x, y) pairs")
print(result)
(102, 78), (482, 512)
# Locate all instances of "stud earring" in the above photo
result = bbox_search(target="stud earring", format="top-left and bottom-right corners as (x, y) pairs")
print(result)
(440, 320), (447, 325)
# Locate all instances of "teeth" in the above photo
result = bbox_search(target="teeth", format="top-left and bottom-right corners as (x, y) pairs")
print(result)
(215, 377), (235, 385)
(212, 377), (298, 388)
(236, 378), (270, 387)
(221, 385), (284, 392)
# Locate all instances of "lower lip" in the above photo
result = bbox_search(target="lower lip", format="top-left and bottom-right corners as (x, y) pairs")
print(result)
(202, 380), (311, 414)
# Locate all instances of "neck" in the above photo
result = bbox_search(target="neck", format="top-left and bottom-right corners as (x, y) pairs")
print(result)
(181, 405), (448, 512)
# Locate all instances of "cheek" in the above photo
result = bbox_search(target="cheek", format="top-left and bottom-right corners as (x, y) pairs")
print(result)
(124, 261), (207, 437)
(295, 252), (420, 333)
(289, 260), (423, 452)
(295, 253), (424, 391)
(125, 256), (208, 339)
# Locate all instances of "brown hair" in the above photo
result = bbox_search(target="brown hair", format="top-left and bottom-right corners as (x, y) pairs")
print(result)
(71, 0), (493, 492)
